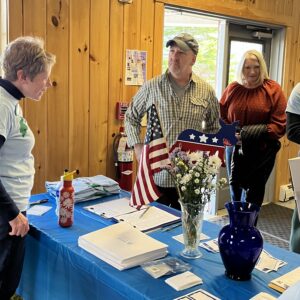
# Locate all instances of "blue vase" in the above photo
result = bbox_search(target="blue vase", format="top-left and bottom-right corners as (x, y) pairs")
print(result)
(218, 201), (263, 281)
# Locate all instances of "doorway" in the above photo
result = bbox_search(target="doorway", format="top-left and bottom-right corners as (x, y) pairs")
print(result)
(163, 7), (286, 213)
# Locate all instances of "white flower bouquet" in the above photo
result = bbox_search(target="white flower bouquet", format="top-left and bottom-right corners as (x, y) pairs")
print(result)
(164, 147), (226, 206)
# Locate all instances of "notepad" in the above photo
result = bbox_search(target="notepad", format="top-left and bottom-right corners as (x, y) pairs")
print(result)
(268, 267), (300, 293)
(165, 271), (203, 291)
(84, 197), (141, 218)
(27, 205), (52, 216)
(114, 206), (180, 232)
(78, 222), (168, 270)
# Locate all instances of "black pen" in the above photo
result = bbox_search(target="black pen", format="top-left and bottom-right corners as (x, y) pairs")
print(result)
(29, 199), (48, 206)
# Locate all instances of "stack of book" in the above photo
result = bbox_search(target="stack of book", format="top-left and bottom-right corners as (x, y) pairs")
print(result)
(78, 222), (168, 270)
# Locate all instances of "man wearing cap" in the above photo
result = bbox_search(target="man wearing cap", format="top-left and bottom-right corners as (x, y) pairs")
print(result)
(125, 33), (220, 209)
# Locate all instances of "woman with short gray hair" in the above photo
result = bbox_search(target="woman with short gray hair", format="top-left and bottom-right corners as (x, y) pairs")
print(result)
(0, 36), (55, 299)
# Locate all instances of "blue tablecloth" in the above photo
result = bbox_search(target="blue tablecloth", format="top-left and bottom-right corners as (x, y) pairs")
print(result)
(17, 192), (300, 300)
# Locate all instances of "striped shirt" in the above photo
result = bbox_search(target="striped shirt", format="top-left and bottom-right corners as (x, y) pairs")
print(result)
(125, 70), (220, 187)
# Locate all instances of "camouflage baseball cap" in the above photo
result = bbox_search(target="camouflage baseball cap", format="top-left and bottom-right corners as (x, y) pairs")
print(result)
(166, 33), (199, 55)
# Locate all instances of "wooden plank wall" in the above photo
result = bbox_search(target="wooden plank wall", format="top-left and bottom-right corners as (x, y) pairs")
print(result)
(6, 0), (300, 201)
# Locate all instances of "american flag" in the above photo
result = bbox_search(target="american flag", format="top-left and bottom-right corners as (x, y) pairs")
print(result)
(130, 104), (170, 208)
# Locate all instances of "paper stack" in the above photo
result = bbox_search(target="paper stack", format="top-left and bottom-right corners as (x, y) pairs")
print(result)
(46, 175), (120, 203)
(268, 266), (300, 293)
(78, 222), (168, 270)
(255, 249), (287, 273)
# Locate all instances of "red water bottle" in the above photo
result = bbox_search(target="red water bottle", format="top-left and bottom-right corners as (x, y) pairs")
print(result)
(58, 170), (76, 227)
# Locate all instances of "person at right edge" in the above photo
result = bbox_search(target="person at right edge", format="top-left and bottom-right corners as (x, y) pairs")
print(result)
(286, 82), (300, 253)
(220, 49), (287, 212)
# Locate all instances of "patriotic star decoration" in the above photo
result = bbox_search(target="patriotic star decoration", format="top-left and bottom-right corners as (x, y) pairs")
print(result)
(189, 133), (196, 140)
(188, 133), (218, 144)
(199, 134), (208, 143)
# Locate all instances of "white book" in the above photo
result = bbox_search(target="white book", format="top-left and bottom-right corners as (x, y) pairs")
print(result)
(78, 222), (168, 270)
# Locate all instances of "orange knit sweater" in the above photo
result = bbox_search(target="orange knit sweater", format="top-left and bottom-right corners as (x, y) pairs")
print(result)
(220, 79), (287, 140)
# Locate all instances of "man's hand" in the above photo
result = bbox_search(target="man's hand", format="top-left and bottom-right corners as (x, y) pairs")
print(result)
(134, 143), (143, 163)
(9, 213), (29, 237)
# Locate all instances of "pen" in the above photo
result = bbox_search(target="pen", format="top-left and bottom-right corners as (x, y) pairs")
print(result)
(139, 206), (150, 219)
(30, 199), (48, 206)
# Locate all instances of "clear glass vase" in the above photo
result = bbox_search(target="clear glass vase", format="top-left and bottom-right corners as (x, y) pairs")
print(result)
(179, 199), (205, 259)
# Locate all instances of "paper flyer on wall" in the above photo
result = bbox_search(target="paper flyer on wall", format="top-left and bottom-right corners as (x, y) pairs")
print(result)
(125, 49), (147, 85)
(288, 157), (300, 219)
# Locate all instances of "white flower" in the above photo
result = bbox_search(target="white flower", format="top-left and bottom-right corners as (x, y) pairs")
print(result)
(208, 152), (222, 168)
(181, 174), (192, 184)
(220, 178), (227, 184)
(188, 151), (203, 162)
(181, 186), (187, 192)
(194, 189), (200, 195)
(194, 178), (200, 184)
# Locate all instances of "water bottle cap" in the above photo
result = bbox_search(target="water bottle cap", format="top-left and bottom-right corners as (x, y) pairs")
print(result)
(61, 170), (77, 181)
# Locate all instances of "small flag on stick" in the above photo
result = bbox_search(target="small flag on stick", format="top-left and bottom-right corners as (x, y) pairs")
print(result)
(130, 104), (170, 208)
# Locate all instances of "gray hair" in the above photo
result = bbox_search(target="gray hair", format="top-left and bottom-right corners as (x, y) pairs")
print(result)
(1, 36), (56, 81)
(236, 49), (269, 86)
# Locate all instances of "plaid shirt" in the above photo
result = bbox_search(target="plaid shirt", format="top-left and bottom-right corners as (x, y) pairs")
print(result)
(125, 70), (220, 187)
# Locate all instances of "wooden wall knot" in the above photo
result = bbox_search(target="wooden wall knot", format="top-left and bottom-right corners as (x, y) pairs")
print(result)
(51, 16), (59, 27)
(78, 44), (88, 53)
(89, 54), (96, 62)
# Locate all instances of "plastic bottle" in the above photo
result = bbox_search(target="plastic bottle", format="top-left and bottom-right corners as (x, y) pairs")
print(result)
(58, 170), (76, 227)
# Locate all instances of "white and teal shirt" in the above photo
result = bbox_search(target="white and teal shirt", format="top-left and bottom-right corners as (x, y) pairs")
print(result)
(286, 83), (300, 114)
(0, 79), (35, 213)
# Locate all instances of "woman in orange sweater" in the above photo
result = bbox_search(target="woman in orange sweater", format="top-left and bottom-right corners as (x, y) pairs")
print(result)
(220, 50), (286, 207)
